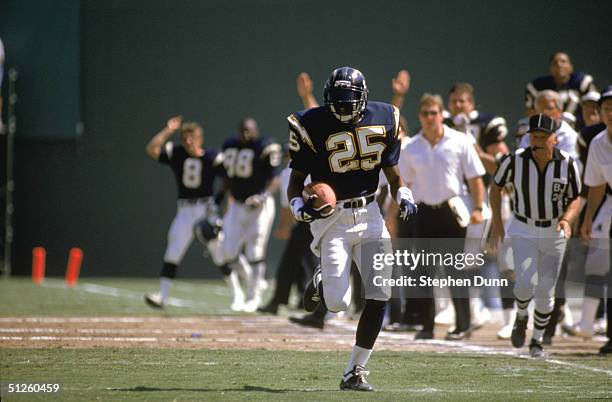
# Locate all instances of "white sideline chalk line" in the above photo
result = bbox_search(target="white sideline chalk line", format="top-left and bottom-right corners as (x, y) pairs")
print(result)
(39, 280), (210, 308)
(0, 336), (157, 342)
(329, 321), (612, 377)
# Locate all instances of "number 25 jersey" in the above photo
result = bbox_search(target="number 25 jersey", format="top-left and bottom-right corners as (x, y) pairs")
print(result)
(287, 101), (401, 200)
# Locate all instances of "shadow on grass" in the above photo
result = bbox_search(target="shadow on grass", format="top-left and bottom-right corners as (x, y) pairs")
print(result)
(110, 385), (318, 393)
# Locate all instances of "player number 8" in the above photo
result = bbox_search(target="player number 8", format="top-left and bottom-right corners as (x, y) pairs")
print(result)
(182, 158), (203, 188)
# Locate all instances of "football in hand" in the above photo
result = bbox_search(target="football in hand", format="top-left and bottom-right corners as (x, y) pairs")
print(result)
(302, 182), (336, 215)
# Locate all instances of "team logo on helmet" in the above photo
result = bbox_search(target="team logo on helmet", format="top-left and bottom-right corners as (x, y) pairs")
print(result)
(323, 67), (368, 123)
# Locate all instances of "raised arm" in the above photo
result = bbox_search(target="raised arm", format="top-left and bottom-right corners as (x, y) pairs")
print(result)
(296, 72), (319, 109)
(145, 115), (182, 160)
(390, 70), (410, 110)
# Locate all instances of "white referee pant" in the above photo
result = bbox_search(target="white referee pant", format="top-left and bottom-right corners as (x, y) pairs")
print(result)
(508, 217), (567, 314)
(219, 195), (275, 264)
(164, 198), (215, 264)
(309, 197), (393, 313)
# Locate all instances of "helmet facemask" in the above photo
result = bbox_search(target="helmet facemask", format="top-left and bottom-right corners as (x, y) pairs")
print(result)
(324, 68), (368, 124)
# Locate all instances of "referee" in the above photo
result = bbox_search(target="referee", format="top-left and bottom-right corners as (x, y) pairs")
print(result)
(489, 113), (581, 358)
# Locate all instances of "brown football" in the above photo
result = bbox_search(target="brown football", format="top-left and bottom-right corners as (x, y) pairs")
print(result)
(302, 182), (336, 214)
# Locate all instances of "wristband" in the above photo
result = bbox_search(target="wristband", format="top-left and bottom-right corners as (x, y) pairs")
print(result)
(396, 186), (413, 204)
(559, 218), (570, 224)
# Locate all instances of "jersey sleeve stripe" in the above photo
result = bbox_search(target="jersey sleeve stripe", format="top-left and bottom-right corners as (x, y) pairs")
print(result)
(494, 154), (512, 186)
(213, 152), (224, 166)
(392, 105), (401, 138)
(287, 114), (317, 153)
(580, 74), (594, 93)
(164, 142), (174, 159)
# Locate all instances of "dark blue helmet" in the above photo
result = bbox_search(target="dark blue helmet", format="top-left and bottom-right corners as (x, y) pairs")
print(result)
(194, 218), (222, 244)
(323, 67), (368, 123)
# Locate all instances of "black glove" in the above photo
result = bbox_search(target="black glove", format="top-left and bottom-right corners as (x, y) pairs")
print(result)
(292, 195), (334, 223)
(398, 198), (418, 221)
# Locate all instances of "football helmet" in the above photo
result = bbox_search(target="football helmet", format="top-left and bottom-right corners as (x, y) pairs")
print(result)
(194, 218), (223, 244)
(323, 67), (368, 123)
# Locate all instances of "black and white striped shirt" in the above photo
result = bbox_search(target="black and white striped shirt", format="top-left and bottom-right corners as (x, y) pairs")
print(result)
(494, 147), (581, 222)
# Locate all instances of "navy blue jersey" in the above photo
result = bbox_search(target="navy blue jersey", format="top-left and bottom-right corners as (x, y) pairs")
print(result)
(525, 72), (596, 126)
(158, 143), (224, 199)
(288, 101), (400, 200)
(222, 136), (282, 201)
(443, 110), (508, 149)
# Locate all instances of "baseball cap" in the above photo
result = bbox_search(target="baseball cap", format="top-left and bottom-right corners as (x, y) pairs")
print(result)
(581, 91), (600, 104)
(600, 85), (612, 104)
(527, 113), (558, 134)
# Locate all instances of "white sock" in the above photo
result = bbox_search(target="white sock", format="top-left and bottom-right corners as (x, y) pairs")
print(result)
(224, 271), (244, 302)
(579, 297), (599, 333)
(517, 307), (529, 318)
(532, 328), (544, 344)
(502, 308), (513, 325)
(160, 277), (172, 303)
(231, 255), (251, 283)
(344, 345), (372, 377)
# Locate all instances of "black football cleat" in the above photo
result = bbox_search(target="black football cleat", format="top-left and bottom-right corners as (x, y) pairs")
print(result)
(445, 328), (471, 341)
(599, 341), (612, 355)
(511, 314), (528, 348)
(529, 339), (547, 358)
(414, 330), (434, 340)
(289, 314), (324, 329)
(303, 267), (323, 313)
(257, 302), (279, 315)
(340, 365), (373, 392)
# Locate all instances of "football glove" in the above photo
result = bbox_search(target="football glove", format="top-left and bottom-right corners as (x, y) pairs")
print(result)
(397, 186), (418, 221)
(290, 196), (333, 223)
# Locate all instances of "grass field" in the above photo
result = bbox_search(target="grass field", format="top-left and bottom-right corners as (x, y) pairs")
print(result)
(1, 277), (610, 401)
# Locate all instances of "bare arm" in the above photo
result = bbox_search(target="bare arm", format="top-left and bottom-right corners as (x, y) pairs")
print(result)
(487, 183), (504, 252)
(467, 176), (485, 223)
(296, 73), (319, 109)
(287, 169), (308, 202)
(481, 142), (510, 175)
(558, 197), (581, 239)
(382, 165), (405, 205)
(145, 116), (182, 160)
(274, 207), (295, 239)
(580, 184), (606, 240)
(390, 70), (410, 110)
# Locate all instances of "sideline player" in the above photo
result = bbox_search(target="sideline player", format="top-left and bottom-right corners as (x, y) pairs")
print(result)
(287, 67), (417, 391)
(580, 87), (612, 354)
(489, 113), (581, 358)
(217, 117), (282, 312)
(524, 51), (596, 125)
(144, 116), (225, 308)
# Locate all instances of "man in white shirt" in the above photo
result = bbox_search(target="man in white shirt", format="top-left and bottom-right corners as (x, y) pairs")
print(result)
(580, 86), (612, 355)
(399, 93), (486, 340)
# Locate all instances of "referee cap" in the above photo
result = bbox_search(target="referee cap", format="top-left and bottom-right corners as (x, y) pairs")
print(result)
(581, 91), (600, 104)
(527, 113), (558, 134)
(599, 85), (612, 105)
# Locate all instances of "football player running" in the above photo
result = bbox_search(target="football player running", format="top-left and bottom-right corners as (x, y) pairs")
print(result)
(215, 117), (282, 312)
(287, 67), (418, 391)
(144, 116), (226, 308)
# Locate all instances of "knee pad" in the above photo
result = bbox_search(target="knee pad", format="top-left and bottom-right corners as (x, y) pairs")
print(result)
(584, 275), (607, 299)
(161, 262), (178, 279)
